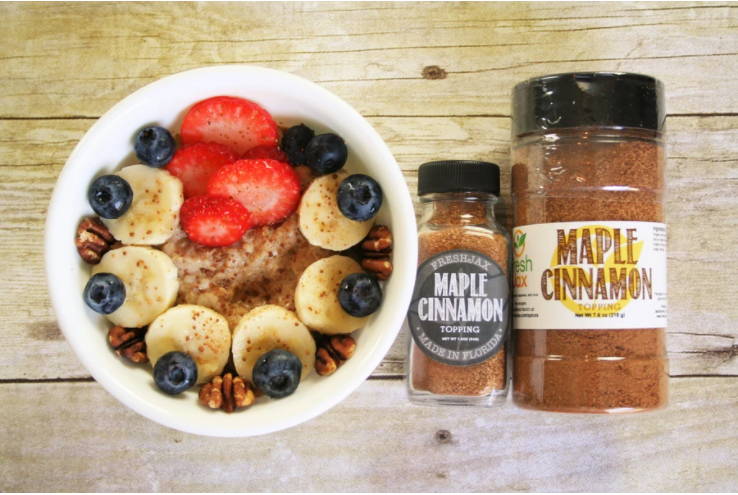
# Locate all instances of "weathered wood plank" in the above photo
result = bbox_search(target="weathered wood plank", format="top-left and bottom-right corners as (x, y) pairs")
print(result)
(0, 115), (735, 379)
(1, 2), (737, 118)
(1, 3), (736, 491)
(1, 377), (736, 491)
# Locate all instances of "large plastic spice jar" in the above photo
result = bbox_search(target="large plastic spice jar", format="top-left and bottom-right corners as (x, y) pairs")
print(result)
(510, 72), (668, 413)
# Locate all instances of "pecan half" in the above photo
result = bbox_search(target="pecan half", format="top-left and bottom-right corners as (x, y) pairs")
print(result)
(75, 216), (118, 264)
(314, 333), (356, 376)
(361, 225), (392, 256)
(360, 225), (392, 280)
(199, 373), (255, 413)
(107, 325), (148, 364)
(361, 258), (392, 281)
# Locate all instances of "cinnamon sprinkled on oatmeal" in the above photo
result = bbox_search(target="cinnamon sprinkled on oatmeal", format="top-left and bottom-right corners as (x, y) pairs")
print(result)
(162, 212), (331, 329)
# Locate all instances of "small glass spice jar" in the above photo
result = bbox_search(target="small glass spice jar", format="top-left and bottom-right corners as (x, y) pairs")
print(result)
(406, 160), (511, 406)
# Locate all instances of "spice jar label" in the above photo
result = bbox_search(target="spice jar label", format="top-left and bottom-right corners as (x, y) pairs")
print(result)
(407, 249), (509, 366)
(513, 221), (667, 329)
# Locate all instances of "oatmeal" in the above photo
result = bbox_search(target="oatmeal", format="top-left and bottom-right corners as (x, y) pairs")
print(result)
(162, 211), (331, 329)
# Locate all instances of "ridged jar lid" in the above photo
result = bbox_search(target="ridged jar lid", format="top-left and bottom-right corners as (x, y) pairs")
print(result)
(417, 160), (500, 196)
(512, 72), (665, 136)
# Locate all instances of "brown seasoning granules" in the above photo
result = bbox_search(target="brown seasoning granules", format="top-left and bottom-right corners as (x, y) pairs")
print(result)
(512, 130), (668, 412)
(411, 199), (508, 396)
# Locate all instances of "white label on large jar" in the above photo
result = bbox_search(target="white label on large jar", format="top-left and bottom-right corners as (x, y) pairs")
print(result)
(513, 221), (667, 329)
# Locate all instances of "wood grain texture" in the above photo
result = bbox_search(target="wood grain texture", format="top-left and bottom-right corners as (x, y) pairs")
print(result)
(1, 378), (737, 492)
(1, 2), (737, 491)
(1, 2), (737, 118)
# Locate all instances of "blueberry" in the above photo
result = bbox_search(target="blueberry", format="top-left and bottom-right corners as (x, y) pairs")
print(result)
(83, 272), (126, 314)
(87, 175), (133, 219)
(304, 133), (347, 174)
(134, 126), (175, 167)
(337, 174), (383, 221)
(153, 351), (198, 395)
(252, 349), (302, 399)
(281, 124), (315, 166)
(338, 273), (382, 317)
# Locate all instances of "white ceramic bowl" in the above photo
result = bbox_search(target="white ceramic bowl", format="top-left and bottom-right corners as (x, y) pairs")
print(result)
(45, 65), (416, 437)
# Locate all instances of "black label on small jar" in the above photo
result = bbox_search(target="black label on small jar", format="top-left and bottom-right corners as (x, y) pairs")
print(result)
(408, 249), (509, 366)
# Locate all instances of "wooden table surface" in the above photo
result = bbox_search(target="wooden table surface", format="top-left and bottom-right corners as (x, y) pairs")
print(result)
(2, 2), (737, 492)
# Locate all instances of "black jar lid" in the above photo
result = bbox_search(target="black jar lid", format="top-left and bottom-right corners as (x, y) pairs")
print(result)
(418, 160), (500, 196)
(512, 72), (665, 136)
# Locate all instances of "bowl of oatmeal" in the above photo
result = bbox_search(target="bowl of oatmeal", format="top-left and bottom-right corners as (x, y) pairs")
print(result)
(45, 65), (417, 436)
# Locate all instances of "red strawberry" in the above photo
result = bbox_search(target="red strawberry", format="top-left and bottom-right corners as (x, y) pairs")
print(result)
(179, 195), (252, 247)
(207, 159), (301, 226)
(180, 96), (279, 155)
(166, 142), (238, 198)
(241, 145), (289, 163)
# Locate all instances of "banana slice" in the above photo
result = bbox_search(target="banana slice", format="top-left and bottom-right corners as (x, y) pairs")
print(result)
(146, 304), (231, 384)
(298, 170), (373, 250)
(91, 246), (178, 328)
(295, 255), (369, 334)
(232, 305), (315, 384)
(102, 164), (183, 245)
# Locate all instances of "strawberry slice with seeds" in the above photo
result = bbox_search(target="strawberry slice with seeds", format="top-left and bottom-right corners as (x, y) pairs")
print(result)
(207, 159), (301, 226)
(179, 195), (252, 247)
(241, 145), (289, 163)
(166, 142), (238, 198)
(180, 96), (279, 155)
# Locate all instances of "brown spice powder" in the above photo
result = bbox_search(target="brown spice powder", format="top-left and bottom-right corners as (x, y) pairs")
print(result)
(411, 200), (508, 396)
(512, 131), (668, 412)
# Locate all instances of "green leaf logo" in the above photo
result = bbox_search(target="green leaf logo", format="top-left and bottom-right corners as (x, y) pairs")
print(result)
(515, 233), (526, 248)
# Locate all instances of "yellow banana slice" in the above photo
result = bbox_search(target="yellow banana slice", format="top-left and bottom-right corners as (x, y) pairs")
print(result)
(91, 246), (178, 328)
(145, 304), (231, 384)
(295, 255), (369, 334)
(102, 164), (183, 245)
(298, 170), (373, 250)
(232, 305), (316, 384)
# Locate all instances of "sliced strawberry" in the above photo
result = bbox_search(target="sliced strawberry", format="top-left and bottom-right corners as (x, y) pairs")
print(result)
(179, 195), (252, 247)
(207, 159), (301, 226)
(165, 142), (238, 198)
(180, 96), (279, 155)
(241, 145), (289, 163)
